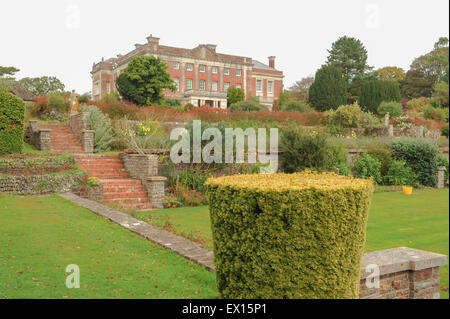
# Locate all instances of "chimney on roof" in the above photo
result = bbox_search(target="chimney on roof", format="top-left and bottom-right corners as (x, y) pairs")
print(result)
(268, 56), (276, 69)
(146, 34), (160, 45)
(206, 44), (217, 52)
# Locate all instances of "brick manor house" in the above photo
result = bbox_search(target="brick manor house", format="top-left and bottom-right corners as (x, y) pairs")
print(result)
(91, 35), (284, 109)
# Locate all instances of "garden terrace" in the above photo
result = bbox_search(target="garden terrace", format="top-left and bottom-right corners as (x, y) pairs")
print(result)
(0, 153), (85, 195)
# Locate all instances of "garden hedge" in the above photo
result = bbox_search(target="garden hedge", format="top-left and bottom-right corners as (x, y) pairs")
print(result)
(206, 172), (374, 299)
(0, 90), (25, 154)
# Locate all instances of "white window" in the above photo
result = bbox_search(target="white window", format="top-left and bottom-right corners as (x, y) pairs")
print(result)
(187, 63), (193, 71)
(256, 79), (262, 92)
(212, 81), (218, 91)
(200, 80), (206, 90)
(268, 80), (273, 94)
(186, 78), (193, 90)
(212, 66), (218, 74)
(173, 62), (180, 70)
(236, 84), (242, 89)
(199, 65), (206, 72)
(236, 69), (242, 76)
(106, 82), (111, 93)
(174, 78), (180, 91)
(94, 82), (100, 95)
(224, 82), (230, 91)
(224, 67), (230, 75)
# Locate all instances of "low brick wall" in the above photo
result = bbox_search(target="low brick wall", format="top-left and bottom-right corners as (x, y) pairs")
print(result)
(359, 247), (447, 299)
(144, 176), (166, 209)
(0, 171), (84, 195)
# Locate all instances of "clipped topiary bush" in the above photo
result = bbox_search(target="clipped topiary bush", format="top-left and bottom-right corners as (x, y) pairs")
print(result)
(0, 90), (26, 154)
(206, 172), (374, 299)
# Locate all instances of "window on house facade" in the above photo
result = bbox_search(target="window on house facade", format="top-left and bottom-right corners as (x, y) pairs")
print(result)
(174, 78), (180, 91)
(236, 84), (242, 89)
(267, 80), (273, 94)
(256, 79), (262, 92)
(236, 69), (242, 76)
(224, 67), (230, 75)
(212, 81), (218, 91)
(224, 82), (230, 91)
(212, 66), (218, 74)
(200, 80), (206, 90)
(173, 62), (180, 70)
(199, 65), (206, 72)
(106, 82), (111, 93)
(186, 78), (193, 90)
(187, 63), (193, 71)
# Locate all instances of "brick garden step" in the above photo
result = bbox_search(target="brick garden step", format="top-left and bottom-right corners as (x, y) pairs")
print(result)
(39, 124), (85, 153)
(75, 154), (153, 211)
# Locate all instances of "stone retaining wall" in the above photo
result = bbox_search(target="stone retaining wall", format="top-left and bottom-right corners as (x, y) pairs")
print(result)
(0, 153), (75, 169)
(0, 171), (84, 195)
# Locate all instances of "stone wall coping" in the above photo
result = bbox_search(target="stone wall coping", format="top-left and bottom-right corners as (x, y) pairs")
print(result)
(360, 247), (447, 279)
(124, 153), (159, 158)
(39, 128), (52, 132)
(147, 176), (167, 182)
(29, 120), (38, 123)
(82, 129), (95, 133)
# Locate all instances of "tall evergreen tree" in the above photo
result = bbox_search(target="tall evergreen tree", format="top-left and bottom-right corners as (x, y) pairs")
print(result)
(308, 65), (347, 111)
(359, 79), (400, 113)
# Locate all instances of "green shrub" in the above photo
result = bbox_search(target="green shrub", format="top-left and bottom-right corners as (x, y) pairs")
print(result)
(423, 104), (444, 121)
(280, 101), (311, 112)
(81, 105), (113, 152)
(389, 138), (438, 187)
(367, 146), (392, 176)
(280, 126), (326, 173)
(355, 153), (382, 184)
(206, 172), (374, 298)
(325, 102), (362, 128)
(229, 100), (267, 112)
(227, 87), (245, 106)
(177, 169), (211, 194)
(377, 101), (403, 118)
(47, 93), (69, 114)
(0, 90), (25, 154)
(406, 97), (430, 110)
(442, 125), (449, 138)
(280, 125), (348, 173)
(383, 160), (413, 186)
(78, 93), (91, 104)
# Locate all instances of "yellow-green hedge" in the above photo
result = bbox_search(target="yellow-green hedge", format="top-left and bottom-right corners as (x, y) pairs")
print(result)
(205, 171), (374, 299)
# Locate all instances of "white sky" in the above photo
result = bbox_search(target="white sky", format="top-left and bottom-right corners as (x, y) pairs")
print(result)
(1, 0), (448, 94)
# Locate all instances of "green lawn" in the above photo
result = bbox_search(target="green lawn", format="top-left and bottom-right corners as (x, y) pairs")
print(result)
(0, 194), (217, 299)
(134, 189), (449, 298)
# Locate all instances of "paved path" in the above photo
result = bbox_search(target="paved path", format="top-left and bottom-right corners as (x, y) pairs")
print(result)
(59, 192), (215, 272)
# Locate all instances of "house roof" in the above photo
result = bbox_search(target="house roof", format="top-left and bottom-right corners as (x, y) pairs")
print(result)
(8, 81), (36, 101)
(252, 60), (274, 70)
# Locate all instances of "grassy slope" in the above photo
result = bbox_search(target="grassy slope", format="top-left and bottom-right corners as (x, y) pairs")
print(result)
(134, 189), (449, 298)
(0, 194), (217, 299)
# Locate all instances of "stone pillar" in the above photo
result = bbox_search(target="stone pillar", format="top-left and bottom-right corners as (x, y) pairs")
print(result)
(81, 130), (95, 154)
(39, 129), (52, 151)
(146, 176), (167, 209)
(120, 153), (159, 179)
(436, 166), (446, 189)
(384, 112), (390, 127)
